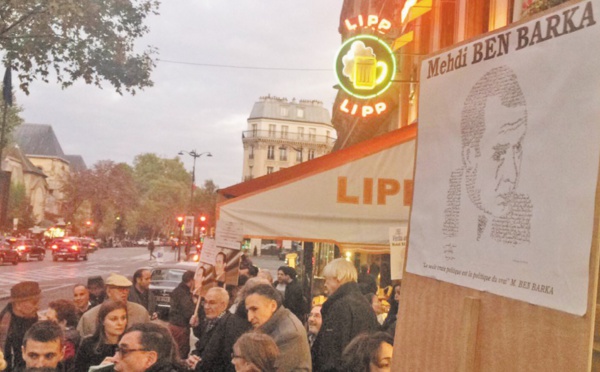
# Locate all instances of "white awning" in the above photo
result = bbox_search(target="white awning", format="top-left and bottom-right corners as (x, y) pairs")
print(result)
(217, 125), (416, 252)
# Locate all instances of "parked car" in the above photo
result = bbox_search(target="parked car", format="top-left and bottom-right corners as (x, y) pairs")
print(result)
(0, 237), (19, 265)
(149, 262), (198, 319)
(261, 243), (280, 256)
(79, 238), (98, 253)
(50, 237), (88, 261)
(7, 237), (45, 261)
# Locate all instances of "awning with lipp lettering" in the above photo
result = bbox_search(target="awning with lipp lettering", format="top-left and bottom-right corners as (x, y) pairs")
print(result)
(217, 125), (416, 252)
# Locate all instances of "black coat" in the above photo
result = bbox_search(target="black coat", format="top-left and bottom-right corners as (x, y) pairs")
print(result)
(0, 304), (38, 372)
(273, 279), (308, 321)
(191, 312), (251, 372)
(312, 282), (379, 372)
(168, 283), (195, 327)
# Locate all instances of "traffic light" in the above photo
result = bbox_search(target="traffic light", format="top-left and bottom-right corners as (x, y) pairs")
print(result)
(177, 216), (184, 230)
(199, 215), (207, 236)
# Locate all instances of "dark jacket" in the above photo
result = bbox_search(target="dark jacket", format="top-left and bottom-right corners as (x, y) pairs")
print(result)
(128, 286), (157, 314)
(191, 312), (251, 371)
(312, 282), (379, 372)
(147, 361), (188, 372)
(169, 282), (195, 327)
(273, 279), (308, 322)
(73, 335), (118, 372)
(0, 304), (38, 371)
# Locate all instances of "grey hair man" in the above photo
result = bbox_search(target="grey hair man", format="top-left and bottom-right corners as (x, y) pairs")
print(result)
(312, 258), (379, 372)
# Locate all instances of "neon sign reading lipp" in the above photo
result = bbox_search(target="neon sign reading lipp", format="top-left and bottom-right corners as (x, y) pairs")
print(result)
(335, 34), (396, 118)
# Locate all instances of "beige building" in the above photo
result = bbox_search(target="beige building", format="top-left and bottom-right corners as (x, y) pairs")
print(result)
(242, 95), (336, 181)
(1, 144), (48, 223)
(14, 124), (85, 218)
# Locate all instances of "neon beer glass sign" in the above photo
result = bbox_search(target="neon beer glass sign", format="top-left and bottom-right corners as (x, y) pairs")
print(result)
(335, 34), (396, 118)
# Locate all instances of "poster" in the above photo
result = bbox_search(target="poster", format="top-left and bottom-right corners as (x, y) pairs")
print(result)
(406, 2), (600, 315)
(389, 226), (407, 280)
(197, 226), (243, 295)
(183, 216), (194, 237)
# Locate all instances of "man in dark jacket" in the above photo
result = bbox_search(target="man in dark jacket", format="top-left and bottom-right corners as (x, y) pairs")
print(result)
(186, 287), (250, 371)
(273, 266), (308, 321)
(0, 281), (41, 371)
(168, 270), (195, 359)
(128, 268), (158, 320)
(312, 259), (379, 372)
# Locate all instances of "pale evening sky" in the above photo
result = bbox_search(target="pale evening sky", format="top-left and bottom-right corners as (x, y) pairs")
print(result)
(18, 1), (343, 189)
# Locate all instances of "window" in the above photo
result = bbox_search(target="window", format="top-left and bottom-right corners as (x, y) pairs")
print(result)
(309, 128), (316, 141)
(252, 123), (258, 136)
(298, 127), (304, 140)
(267, 146), (275, 160)
(268, 124), (276, 138)
(249, 146), (254, 159)
(280, 107), (288, 116)
(267, 166), (274, 174)
(248, 165), (253, 178)
(281, 126), (288, 139)
(308, 149), (315, 160)
(297, 108), (304, 118)
(296, 148), (303, 162)
(279, 147), (287, 161)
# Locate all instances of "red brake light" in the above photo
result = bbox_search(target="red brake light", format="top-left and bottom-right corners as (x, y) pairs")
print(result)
(71, 245), (78, 251)
(17, 245), (25, 250)
(51, 245), (58, 249)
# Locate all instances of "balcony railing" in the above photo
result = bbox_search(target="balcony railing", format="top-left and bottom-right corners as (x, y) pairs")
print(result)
(243, 130), (335, 145)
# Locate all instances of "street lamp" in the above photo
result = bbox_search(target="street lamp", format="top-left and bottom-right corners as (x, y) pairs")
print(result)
(178, 150), (212, 211)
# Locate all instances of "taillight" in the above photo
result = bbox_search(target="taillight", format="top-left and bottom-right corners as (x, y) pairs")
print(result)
(17, 245), (25, 251)
(51, 245), (58, 250)
(71, 245), (78, 251)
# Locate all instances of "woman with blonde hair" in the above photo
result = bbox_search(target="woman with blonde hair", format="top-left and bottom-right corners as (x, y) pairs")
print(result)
(231, 332), (279, 372)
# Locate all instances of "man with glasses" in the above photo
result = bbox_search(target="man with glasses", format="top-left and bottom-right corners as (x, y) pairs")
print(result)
(108, 322), (186, 372)
(186, 287), (250, 371)
(77, 273), (150, 337)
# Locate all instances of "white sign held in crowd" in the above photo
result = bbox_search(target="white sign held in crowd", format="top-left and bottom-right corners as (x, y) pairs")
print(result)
(389, 226), (407, 280)
(215, 220), (244, 250)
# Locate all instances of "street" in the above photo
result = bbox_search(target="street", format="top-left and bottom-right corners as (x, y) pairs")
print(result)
(0, 246), (283, 311)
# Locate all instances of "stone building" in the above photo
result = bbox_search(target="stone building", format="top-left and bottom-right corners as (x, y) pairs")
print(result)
(242, 95), (336, 181)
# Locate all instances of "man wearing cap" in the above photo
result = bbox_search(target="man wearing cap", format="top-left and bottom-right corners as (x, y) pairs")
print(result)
(0, 281), (41, 371)
(77, 273), (150, 337)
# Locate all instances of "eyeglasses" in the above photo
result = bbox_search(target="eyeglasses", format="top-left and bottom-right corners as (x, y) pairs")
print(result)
(116, 346), (149, 357)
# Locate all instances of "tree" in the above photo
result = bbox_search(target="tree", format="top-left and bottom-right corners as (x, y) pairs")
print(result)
(131, 154), (189, 238)
(0, 0), (160, 95)
(0, 101), (24, 152)
(61, 160), (138, 237)
(522, 0), (569, 17)
(193, 179), (219, 229)
(5, 183), (35, 233)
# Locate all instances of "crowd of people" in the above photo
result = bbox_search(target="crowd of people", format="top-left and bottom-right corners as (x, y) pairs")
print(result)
(0, 257), (399, 372)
